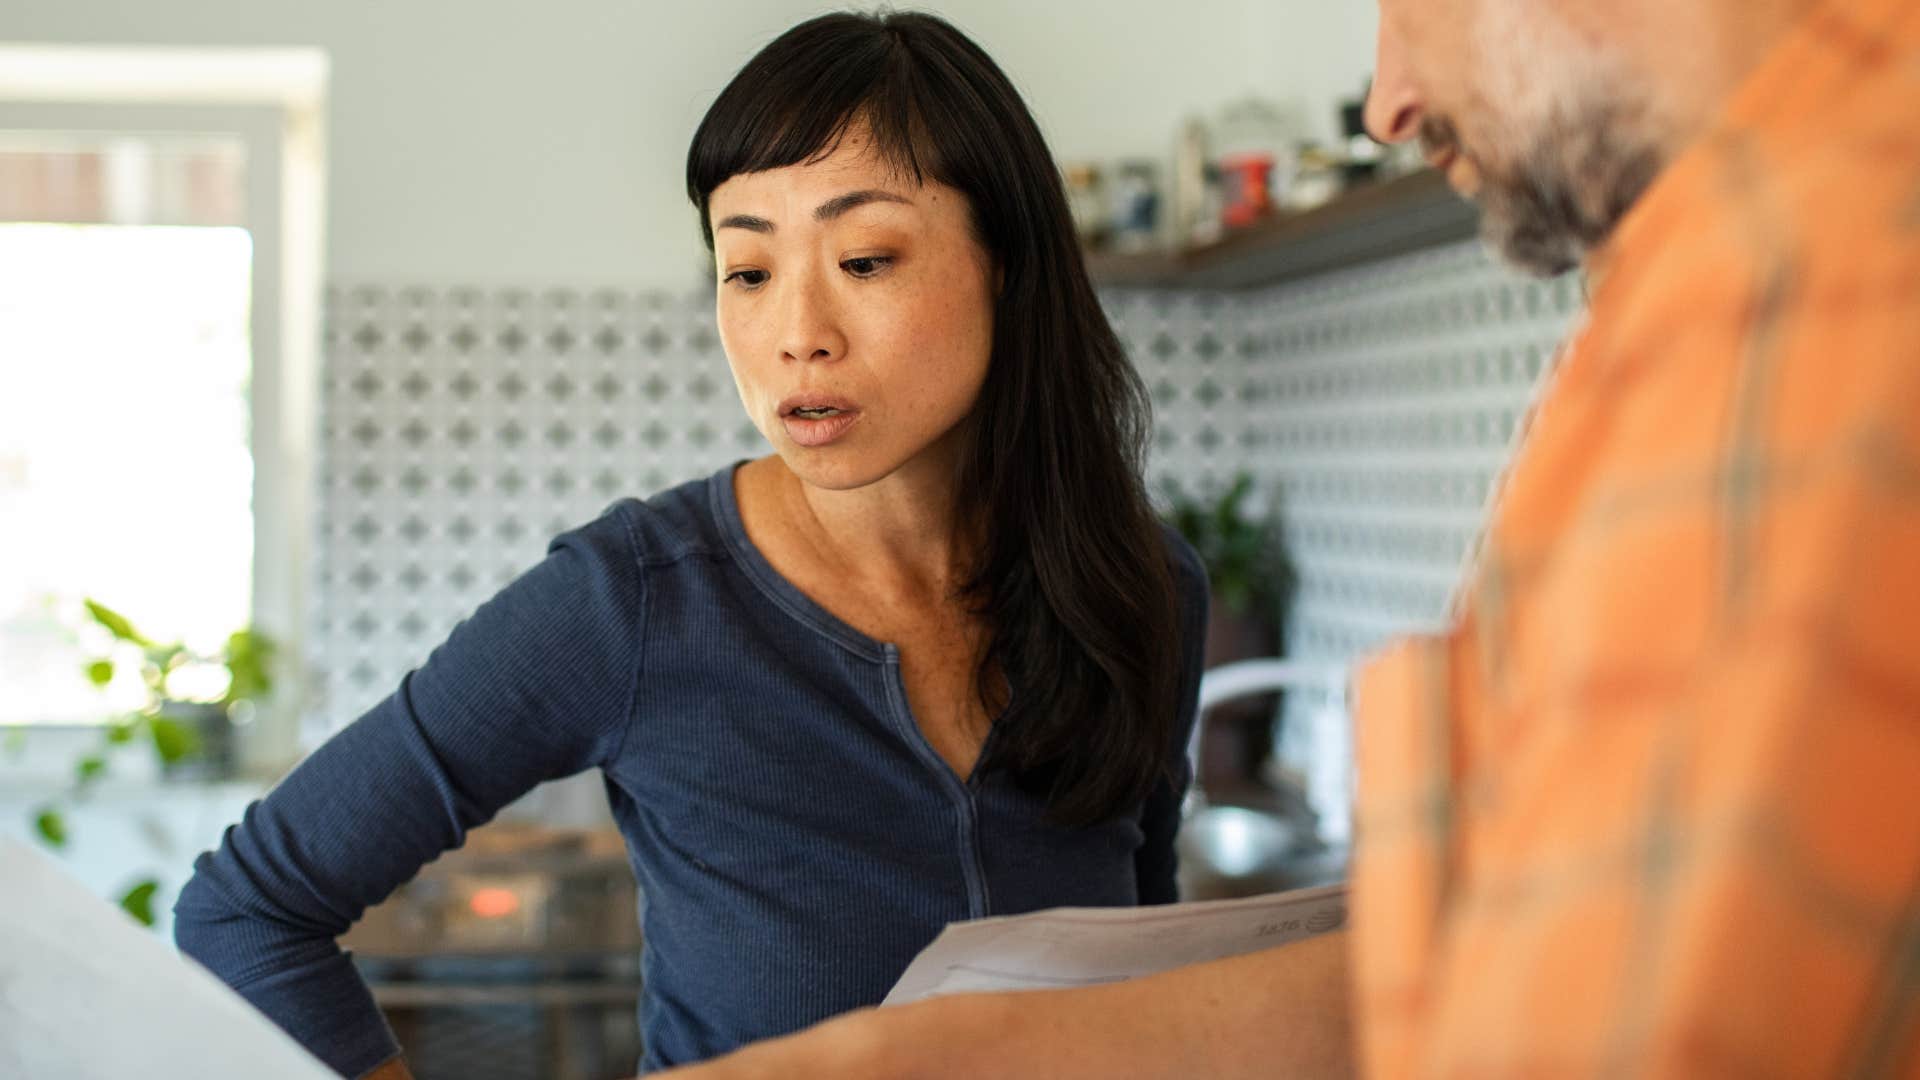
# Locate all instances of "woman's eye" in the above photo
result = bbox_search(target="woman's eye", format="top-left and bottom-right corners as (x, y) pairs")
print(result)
(723, 269), (768, 288)
(841, 256), (892, 278)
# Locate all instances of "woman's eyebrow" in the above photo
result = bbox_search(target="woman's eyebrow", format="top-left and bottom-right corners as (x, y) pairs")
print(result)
(715, 213), (773, 234)
(716, 189), (914, 235)
(814, 189), (913, 221)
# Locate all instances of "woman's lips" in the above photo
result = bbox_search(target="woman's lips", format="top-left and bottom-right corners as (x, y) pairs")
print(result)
(781, 409), (861, 447)
(777, 393), (862, 448)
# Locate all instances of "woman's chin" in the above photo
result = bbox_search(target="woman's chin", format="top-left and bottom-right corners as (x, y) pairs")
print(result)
(774, 447), (885, 493)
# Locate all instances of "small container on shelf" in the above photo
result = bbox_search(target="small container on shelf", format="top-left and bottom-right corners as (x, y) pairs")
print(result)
(1282, 145), (1343, 212)
(1172, 116), (1224, 249)
(1063, 163), (1110, 249)
(1218, 152), (1276, 229)
(1108, 159), (1163, 253)
(1337, 99), (1383, 187)
(1213, 96), (1307, 227)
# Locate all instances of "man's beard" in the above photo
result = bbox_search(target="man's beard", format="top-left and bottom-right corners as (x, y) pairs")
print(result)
(1422, 104), (1667, 278)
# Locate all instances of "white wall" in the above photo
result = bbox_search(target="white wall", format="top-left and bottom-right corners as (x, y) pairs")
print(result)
(4, 0), (1376, 288)
(1242, 0), (1379, 144)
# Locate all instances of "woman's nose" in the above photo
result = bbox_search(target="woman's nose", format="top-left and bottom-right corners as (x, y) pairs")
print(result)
(776, 272), (845, 364)
(1364, 19), (1425, 145)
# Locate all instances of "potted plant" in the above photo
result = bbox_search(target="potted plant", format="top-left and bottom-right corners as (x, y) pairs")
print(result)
(24, 599), (277, 925)
(1160, 473), (1296, 793)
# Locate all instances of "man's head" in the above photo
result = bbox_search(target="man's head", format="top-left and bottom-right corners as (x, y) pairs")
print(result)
(1364, 1), (1674, 277)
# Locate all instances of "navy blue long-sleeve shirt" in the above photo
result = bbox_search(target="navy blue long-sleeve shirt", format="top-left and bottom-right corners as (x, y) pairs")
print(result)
(174, 463), (1208, 1076)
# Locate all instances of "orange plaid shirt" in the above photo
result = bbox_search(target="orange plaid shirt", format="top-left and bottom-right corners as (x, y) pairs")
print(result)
(1350, 0), (1920, 1075)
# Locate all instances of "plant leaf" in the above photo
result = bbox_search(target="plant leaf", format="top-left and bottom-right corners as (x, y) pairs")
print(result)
(1159, 470), (1294, 620)
(33, 807), (68, 849)
(85, 659), (115, 688)
(84, 599), (152, 647)
(118, 879), (160, 927)
(150, 715), (200, 764)
(75, 755), (108, 785)
(223, 629), (276, 702)
(106, 717), (139, 745)
(146, 643), (186, 671)
(141, 644), (186, 701)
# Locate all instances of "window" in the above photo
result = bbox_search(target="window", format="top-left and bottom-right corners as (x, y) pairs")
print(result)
(0, 49), (326, 766)
(0, 201), (255, 724)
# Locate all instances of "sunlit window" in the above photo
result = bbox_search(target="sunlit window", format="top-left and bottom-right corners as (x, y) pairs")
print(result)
(0, 221), (254, 724)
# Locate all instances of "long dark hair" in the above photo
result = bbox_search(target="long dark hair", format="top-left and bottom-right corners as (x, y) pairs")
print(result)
(687, 10), (1180, 827)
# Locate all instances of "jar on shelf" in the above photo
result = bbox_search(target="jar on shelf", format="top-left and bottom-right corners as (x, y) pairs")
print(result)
(1063, 163), (1109, 249)
(1338, 99), (1383, 187)
(1283, 144), (1342, 211)
(1213, 96), (1307, 225)
(1219, 152), (1275, 229)
(1171, 116), (1223, 248)
(1108, 159), (1163, 253)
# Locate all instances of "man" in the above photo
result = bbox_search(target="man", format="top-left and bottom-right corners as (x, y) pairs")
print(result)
(659, 0), (1919, 1074)
(1349, 0), (1918, 1075)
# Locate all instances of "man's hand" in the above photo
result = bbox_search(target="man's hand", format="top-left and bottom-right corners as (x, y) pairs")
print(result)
(360, 1054), (415, 1080)
(655, 930), (1352, 1080)
(647, 1005), (894, 1080)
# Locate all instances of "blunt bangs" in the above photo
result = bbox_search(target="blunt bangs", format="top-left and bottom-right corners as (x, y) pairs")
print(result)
(686, 15), (947, 248)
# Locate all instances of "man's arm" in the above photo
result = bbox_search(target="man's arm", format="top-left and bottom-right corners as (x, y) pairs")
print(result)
(361, 1055), (413, 1080)
(661, 929), (1352, 1079)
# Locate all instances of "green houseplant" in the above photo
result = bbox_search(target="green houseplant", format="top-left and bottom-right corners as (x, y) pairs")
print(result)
(25, 599), (277, 925)
(1160, 472), (1295, 621)
(1160, 472), (1297, 791)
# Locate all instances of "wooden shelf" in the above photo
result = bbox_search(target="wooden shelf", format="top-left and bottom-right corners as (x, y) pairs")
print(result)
(1085, 169), (1480, 291)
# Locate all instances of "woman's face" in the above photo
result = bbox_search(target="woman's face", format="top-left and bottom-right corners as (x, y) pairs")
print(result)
(707, 125), (998, 493)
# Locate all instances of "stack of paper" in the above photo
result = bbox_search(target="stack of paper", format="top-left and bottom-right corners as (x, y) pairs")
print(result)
(885, 883), (1346, 1005)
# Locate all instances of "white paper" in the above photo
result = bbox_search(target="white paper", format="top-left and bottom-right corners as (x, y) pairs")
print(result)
(884, 883), (1346, 1005)
(0, 835), (337, 1080)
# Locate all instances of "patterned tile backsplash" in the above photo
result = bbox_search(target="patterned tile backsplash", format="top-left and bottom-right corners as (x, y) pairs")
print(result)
(311, 240), (1583, 765)
(313, 284), (759, 738)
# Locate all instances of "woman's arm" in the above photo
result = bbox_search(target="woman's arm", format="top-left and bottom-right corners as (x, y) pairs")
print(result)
(661, 930), (1352, 1079)
(173, 510), (647, 1078)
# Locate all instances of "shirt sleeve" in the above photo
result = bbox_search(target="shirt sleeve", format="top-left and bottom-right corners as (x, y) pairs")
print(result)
(172, 506), (646, 1078)
(1135, 530), (1210, 905)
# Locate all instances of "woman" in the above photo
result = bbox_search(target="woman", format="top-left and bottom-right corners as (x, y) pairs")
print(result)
(173, 11), (1207, 1077)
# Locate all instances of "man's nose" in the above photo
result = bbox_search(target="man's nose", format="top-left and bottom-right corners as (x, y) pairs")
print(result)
(1364, 19), (1424, 144)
